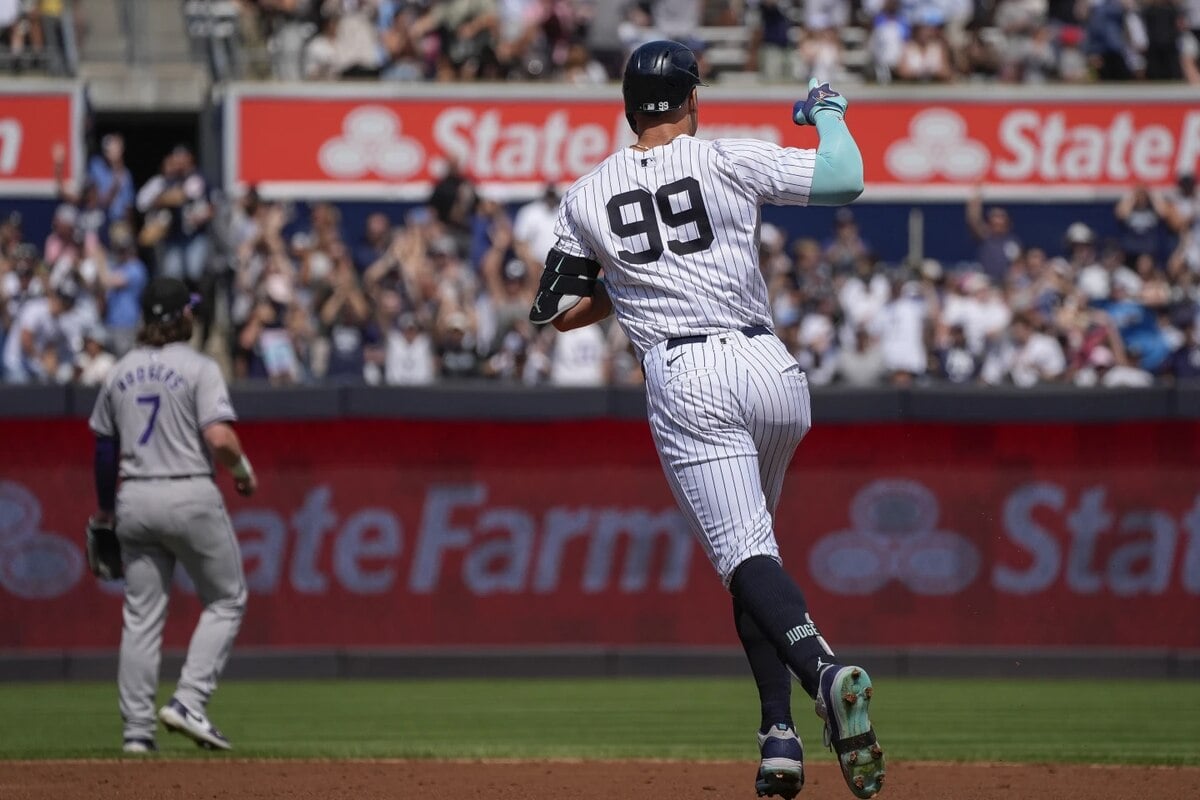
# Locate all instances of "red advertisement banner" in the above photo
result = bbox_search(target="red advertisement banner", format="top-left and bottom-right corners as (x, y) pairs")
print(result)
(2, 418), (1199, 651)
(0, 85), (83, 196)
(226, 87), (1200, 200)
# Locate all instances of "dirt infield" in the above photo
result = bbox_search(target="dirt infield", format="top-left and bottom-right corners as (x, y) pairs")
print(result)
(2, 759), (1198, 800)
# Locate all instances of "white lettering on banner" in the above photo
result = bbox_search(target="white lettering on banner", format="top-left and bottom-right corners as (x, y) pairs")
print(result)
(233, 509), (288, 592)
(0, 119), (21, 175)
(334, 508), (402, 594)
(1178, 114), (1200, 177)
(995, 483), (1063, 594)
(994, 483), (1200, 596)
(4, 478), (1199, 601)
(411, 483), (482, 592)
(291, 485), (337, 593)
(994, 111), (1200, 184)
(463, 507), (533, 594)
(585, 509), (692, 593)
(432, 109), (618, 181)
(221, 483), (696, 597)
(1065, 487), (1112, 593)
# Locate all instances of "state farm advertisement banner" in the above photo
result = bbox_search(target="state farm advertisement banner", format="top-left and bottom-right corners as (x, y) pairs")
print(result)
(0, 84), (83, 196)
(3, 419), (1199, 651)
(226, 86), (1200, 200)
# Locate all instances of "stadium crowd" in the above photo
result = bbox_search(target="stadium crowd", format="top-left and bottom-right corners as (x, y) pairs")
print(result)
(0, 0), (78, 75)
(196, 0), (1200, 84)
(2, 129), (1200, 388)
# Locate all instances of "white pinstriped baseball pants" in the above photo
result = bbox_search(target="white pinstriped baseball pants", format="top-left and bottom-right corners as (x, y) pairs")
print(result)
(643, 330), (812, 586)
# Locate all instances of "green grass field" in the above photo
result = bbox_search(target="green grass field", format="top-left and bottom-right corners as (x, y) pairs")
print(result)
(1, 678), (1197, 765)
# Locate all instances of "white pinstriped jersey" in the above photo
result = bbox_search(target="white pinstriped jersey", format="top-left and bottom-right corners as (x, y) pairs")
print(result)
(553, 134), (816, 359)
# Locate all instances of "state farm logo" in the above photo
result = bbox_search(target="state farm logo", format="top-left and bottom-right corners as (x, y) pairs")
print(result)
(318, 106), (424, 179)
(808, 479), (980, 596)
(0, 480), (83, 598)
(885, 109), (990, 181)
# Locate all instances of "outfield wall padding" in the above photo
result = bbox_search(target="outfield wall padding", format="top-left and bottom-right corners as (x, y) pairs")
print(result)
(2, 400), (1198, 656)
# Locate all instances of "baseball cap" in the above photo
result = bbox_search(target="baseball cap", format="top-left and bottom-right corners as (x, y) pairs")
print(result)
(54, 203), (78, 226)
(141, 277), (197, 322)
(1065, 222), (1094, 245)
(503, 259), (527, 282)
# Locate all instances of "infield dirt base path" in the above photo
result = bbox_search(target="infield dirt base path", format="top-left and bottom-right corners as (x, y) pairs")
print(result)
(3, 760), (1198, 799)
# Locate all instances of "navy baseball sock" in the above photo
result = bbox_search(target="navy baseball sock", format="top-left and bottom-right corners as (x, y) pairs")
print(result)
(733, 595), (793, 732)
(730, 555), (839, 699)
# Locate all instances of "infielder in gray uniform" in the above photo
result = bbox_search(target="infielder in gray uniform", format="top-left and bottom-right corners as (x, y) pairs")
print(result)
(531, 42), (884, 799)
(89, 277), (257, 754)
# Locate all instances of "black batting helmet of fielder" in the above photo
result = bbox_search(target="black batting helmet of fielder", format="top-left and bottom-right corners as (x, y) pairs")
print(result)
(622, 40), (706, 133)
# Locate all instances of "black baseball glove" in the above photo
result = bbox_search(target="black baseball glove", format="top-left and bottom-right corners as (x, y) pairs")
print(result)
(86, 516), (123, 581)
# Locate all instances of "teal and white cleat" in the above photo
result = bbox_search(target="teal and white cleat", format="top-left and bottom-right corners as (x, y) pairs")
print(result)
(815, 666), (885, 798)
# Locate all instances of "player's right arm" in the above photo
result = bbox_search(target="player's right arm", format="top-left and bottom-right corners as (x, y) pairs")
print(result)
(196, 358), (257, 496)
(203, 423), (257, 497)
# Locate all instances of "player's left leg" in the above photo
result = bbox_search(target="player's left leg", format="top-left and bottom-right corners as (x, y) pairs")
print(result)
(739, 335), (885, 798)
(158, 482), (246, 750)
(735, 596), (804, 799)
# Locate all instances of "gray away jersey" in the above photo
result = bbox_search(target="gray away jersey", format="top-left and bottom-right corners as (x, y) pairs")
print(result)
(89, 342), (236, 478)
(553, 134), (816, 360)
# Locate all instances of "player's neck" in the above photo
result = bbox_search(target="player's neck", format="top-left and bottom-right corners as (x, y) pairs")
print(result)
(633, 124), (689, 151)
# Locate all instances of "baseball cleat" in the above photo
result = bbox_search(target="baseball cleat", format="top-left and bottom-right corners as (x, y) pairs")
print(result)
(816, 666), (885, 798)
(755, 722), (804, 798)
(158, 698), (232, 751)
(121, 738), (158, 754)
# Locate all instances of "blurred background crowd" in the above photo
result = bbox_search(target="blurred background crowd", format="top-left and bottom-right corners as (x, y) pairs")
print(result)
(7, 1), (1200, 83)
(2, 132), (1199, 388)
(2, 0), (1199, 388)
(176, 0), (1200, 85)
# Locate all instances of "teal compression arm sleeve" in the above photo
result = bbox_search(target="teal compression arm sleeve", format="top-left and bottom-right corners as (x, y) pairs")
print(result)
(808, 112), (864, 207)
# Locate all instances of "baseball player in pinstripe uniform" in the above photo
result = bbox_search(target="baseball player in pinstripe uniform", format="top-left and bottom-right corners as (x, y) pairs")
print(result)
(530, 41), (885, 799)
(88, 277), (256, 754)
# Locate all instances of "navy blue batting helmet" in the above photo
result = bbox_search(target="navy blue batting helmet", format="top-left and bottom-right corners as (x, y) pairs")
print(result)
(622, 40), (705, 133)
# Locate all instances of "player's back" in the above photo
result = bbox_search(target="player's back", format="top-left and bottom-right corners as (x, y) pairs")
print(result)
(95, 343), (232, 479)
(560, 134), (815, 358)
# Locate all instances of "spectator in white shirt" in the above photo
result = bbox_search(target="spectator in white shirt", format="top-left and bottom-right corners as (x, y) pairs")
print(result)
(2, 280), (79, 384)
(872, 279), (929, 385)
(385, 312), (436, 385)
(941, 272), (1010, 354)
(512, 184), (561, 268)
(549, 324), (606, 386)
(836, 325), (888, 387)
(1073, 344), (1154, 387)
(75, 324), (116, 387)
(838, 257), (891, 332)
(982, 312), (1067, 386)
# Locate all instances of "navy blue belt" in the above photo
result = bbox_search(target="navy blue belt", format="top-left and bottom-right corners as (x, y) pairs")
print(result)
(666, 324), (772, 350)
(123, 474), (213, 481)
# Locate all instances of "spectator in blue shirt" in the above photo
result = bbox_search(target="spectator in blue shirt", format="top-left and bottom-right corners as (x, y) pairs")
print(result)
(98, 222), (147, 356)
(87, 134), (136, 224)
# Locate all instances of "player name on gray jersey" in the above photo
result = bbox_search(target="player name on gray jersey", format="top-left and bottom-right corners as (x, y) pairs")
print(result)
(89, 342), (236, 479)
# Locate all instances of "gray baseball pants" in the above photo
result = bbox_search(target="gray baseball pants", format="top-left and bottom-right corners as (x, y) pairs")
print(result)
(115, 478), (246, 741)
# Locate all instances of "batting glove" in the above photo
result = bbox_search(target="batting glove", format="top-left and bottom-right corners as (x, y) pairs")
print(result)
(793, 78), (848, 126)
